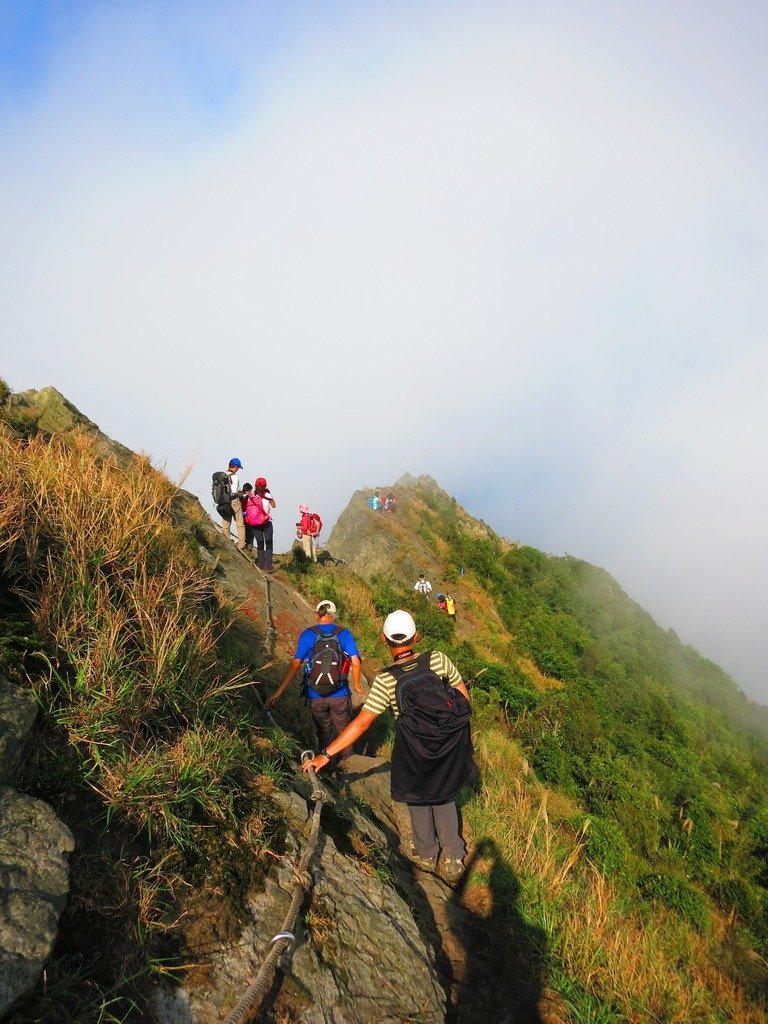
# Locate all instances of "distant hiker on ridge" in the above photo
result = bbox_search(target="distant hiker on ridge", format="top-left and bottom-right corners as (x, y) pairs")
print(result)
(296, 504), (322, 562)
(302, 609), (476, 884)
(267, 600), (363, 766)
(367, 492), (382, 511)
(414, 573), (432, 599)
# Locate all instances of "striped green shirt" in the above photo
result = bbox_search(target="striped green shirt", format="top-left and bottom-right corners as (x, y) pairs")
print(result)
(362, 650), (463, 718)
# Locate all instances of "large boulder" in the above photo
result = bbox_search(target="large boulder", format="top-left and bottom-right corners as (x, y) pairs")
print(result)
(151, 776), (447, 1024)
(0, 788), (75, 1016)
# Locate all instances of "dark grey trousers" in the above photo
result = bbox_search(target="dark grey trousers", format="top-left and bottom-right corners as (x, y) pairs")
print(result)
(407, 801), (465, 860)
(309, 695), (353, 759)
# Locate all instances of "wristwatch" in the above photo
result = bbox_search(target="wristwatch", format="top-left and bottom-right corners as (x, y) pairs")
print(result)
(319, 749), (331, 759)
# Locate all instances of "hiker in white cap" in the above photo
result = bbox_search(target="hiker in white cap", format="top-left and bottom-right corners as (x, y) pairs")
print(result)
(267, 599), (363, 765)
(302, 609), (476, 883)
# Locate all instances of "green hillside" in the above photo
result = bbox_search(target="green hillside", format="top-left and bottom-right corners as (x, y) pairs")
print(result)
(318, 476), (768, 1017)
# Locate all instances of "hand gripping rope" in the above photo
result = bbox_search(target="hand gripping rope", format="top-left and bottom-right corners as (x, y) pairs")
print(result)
(221, 751), (327, 1024)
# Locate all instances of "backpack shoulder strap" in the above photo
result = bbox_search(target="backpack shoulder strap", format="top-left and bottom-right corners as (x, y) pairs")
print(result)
(388, 650), (429, 679)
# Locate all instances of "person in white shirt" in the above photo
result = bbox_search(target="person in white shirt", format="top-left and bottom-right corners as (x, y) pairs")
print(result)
(414, 574), (432, 598)
(220, 457), (247, 551)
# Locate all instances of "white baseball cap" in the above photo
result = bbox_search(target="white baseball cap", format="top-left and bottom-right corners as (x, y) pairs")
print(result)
(316, 600), (337, 615)
(383, 610), (416, 643)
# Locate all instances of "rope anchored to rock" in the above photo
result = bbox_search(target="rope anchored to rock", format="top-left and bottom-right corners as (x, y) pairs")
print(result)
(221, 752), (328, 1024)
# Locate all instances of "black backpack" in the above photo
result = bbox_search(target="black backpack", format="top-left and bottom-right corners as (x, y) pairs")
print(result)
(388, 651), (477, 804)
(304, 625), (348, 697)
(212, 471), (232, 513)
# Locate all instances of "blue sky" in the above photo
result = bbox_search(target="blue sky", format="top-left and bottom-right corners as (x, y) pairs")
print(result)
(1, 0), (767, 700)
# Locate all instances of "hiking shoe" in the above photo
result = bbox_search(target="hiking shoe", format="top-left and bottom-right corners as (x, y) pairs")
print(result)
(439, 857), (465, 884)
(408, 850), (438, 873)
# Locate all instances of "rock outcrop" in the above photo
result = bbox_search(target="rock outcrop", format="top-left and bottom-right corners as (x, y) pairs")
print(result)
(327, 473), (504, 587)
(4, 386), (136, 464)
(151, 763), (447, 1024)
(0, 788), (75, 1017)
(327, 479), (438, 584)
(0, 675), (75, 1016)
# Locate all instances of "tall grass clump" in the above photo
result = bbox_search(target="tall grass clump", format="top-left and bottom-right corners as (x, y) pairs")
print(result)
(0, 429), (285, 843)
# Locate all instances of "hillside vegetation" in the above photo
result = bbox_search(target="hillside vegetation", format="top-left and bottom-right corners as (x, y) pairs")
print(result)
(319, 477), (768, 1019)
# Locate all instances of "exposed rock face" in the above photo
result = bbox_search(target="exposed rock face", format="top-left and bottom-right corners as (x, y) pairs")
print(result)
(327, 485), (437, 584)
(7, 387), (137, 464)
(0, 675), (37, 786)
(327, 473), (505, 588)
(151, 770), (447, 1024)
(0, 788), (75, 1017)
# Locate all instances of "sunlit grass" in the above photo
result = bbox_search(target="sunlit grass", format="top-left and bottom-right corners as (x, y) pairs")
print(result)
(466, 725), (768, 1023)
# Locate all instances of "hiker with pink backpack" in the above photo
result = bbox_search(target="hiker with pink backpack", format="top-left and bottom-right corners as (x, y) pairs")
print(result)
(243, 477), (276, 571)
(297, 504), (322, 562)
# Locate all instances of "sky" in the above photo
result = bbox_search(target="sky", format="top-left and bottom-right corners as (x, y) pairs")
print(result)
(1, 0), (767, 701)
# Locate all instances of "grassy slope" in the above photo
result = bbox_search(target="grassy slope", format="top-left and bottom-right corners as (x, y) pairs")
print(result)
(0, 420), (297, 1023)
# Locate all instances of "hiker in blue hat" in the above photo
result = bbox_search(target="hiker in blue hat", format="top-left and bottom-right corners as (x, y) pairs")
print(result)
(220, 457), (246, 551)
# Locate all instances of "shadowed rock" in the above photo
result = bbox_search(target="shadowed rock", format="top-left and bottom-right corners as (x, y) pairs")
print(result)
(0, 676), (37, 787)
(0, 788), (75, 1016)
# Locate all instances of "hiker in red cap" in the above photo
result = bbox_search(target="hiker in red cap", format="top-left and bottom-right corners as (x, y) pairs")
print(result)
(244, 477), (276, 571)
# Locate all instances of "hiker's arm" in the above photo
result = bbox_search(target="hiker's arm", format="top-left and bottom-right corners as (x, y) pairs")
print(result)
(349, 655), (363, 694)
(301, 709), (377, 772)
(266, 658), (301, 707)
(455, 680), (470, 702)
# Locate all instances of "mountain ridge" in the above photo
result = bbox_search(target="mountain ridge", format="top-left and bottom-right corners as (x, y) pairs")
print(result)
(3, 380), (768, 1022)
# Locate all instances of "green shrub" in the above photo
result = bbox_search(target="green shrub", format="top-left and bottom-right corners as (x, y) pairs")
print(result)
(712, 876), (764, 924)
(576, 815), (634, 881)
(531, 734), (574, 791)
(638, 873), (711, 933)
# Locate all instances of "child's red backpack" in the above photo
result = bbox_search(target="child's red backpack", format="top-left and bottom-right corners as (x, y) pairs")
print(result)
(307, 512), (322, 537)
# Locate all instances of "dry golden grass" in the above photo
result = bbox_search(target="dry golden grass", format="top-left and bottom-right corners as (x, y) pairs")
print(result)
(0, 430), (224, 743)
(516, 655), (565, 691)
(304, 896), (337, 945)
(468, 726), (768, 1023)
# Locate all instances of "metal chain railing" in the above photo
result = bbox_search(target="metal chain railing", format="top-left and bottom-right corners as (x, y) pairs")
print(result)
(221, 752), (327, 1024)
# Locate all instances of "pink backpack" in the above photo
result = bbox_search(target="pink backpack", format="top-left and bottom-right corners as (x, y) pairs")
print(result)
(244, 495), (270, 527)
